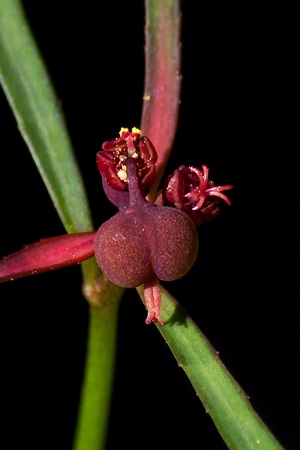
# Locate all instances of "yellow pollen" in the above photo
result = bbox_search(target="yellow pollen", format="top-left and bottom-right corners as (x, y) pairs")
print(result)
(119, 127), (129, 136)
(131, 127), (141, 134)
(117, 165), (127, 181)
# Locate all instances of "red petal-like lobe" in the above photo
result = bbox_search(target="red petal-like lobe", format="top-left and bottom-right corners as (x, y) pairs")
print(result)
(0, 231), (96, 283)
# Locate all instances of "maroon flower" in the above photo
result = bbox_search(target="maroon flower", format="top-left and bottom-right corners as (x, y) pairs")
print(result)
(162, 165), (233, 226)
(0, 128), (233, 325)
(96, 127), (157, 208)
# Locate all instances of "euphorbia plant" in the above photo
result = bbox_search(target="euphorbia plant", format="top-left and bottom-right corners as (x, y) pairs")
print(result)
(0, 1), (285, 449)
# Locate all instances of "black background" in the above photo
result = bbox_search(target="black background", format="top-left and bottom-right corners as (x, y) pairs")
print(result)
(0, 1), (298, 449)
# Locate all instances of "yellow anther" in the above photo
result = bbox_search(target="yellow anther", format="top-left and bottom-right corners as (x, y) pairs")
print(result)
(119, 127), (129, 136)
(117, 166), (128, 182)
(131, 127), (141, 135)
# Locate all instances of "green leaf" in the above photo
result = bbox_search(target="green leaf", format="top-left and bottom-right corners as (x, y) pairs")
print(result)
(137, 285), (284, 450)
(0, 5), (122, 450)
(0, 0), (93, 234)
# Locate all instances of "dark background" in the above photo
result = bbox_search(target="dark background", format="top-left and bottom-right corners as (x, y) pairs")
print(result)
(0, 1), (297, 449)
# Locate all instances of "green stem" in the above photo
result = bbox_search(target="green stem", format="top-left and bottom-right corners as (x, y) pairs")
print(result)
(72, 299), (121, 450)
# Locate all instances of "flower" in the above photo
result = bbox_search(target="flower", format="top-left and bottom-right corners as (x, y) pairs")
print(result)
(161, 164), (233, 226)
(94, 153), (199, 325)
(96, 127), (157, 208)
(0, 128), (233, 324)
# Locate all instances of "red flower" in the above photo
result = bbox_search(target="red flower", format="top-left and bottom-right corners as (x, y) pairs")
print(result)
(162, 165), (233, 226)
(0, 128), (233, 324)
(96, 127), (157, 208)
